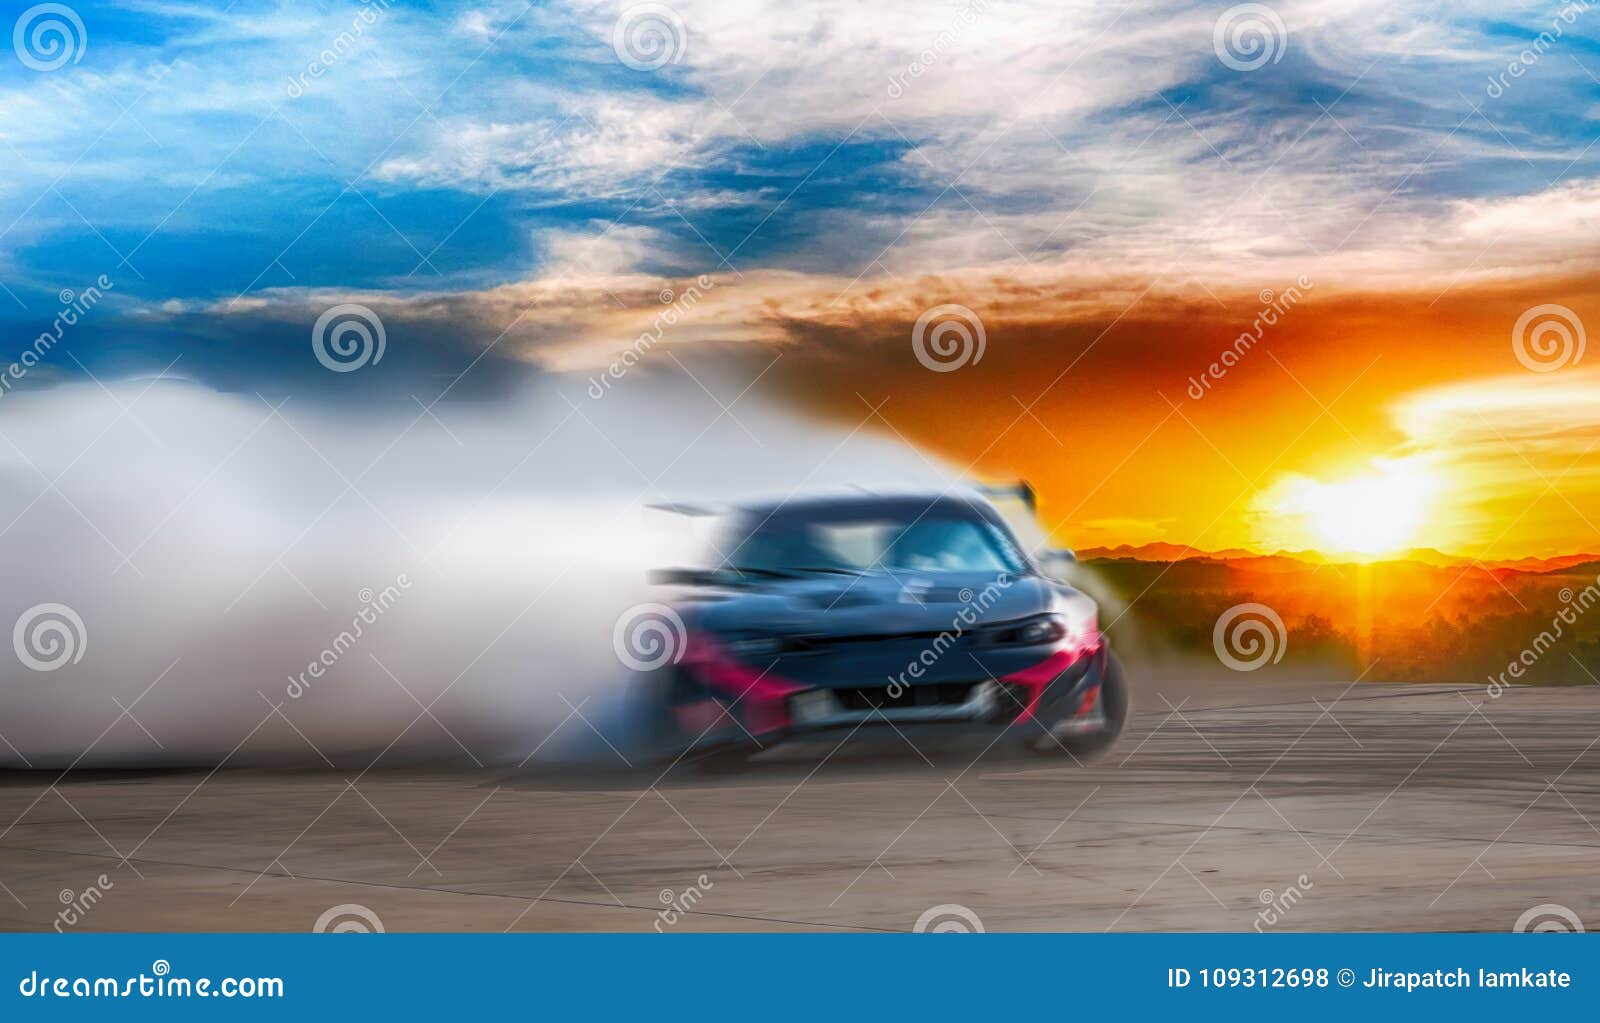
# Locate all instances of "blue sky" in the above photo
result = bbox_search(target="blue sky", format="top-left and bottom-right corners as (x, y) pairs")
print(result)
(1, 0), (1597, 389)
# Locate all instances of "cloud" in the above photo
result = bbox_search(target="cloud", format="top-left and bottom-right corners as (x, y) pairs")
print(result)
(103, 169), (1593, 400)
(1381, 367), (1600, 557)
(4, 0), (1598, 442)
(374, 95), (708, 198)
(359, 0), (1600, 282)
(1450, 180), (1600, 275)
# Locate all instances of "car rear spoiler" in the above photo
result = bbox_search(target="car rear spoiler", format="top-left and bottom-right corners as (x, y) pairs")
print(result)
(976, 480), (1037, 513)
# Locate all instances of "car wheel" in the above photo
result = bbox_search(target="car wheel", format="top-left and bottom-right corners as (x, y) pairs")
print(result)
(1011, 649), (1129, 761)
(631, 666), (759, 771)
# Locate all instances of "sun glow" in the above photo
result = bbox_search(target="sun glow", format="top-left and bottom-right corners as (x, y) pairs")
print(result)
(1265, 460), (1437, 558)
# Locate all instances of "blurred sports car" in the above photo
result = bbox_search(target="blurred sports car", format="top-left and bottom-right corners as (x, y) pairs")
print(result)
(641, 486), (1126, 765)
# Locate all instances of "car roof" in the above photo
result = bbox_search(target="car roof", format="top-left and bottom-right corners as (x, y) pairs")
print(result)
(735, 490), (1000, 522)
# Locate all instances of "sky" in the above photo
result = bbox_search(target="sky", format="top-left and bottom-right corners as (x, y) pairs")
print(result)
(2, 0), (1598, 559)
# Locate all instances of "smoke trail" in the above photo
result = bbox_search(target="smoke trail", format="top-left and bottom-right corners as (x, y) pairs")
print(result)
(0, 368), (951, 768)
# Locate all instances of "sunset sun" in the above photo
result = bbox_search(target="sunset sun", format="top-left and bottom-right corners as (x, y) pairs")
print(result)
(1265, 461), (1437, 558)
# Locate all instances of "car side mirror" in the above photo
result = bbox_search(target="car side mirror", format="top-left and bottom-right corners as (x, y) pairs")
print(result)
(649, 566), (721, 587)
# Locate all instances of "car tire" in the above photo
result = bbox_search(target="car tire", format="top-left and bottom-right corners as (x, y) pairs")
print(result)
(1007, 649), (1130, 761)
(631, 666), (760, 772)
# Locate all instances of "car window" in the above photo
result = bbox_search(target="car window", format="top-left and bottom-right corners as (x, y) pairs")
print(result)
(889, 519), (1016, 572)
(729, 512), (1023, 575)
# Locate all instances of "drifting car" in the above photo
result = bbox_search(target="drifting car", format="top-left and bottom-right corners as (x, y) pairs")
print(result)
(639, 486), (1127, 765)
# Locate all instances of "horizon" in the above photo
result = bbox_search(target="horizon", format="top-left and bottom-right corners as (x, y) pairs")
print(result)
(1073, 540), (1600, 567)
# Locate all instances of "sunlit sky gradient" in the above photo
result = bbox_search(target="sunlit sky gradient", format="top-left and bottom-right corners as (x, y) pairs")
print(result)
(2, 1), (1598, 559)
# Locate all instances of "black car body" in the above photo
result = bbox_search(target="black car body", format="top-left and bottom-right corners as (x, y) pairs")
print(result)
(646, 489), (1127, 762)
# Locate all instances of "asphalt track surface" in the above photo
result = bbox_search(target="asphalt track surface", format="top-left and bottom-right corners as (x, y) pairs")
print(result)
(2, 674), (1596, 932)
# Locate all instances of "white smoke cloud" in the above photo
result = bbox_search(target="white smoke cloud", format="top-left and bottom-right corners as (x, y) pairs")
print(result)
(0, 366), (952, 768)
